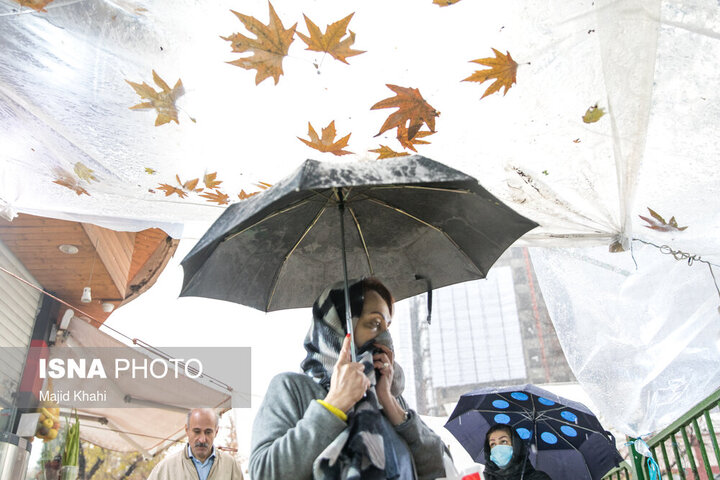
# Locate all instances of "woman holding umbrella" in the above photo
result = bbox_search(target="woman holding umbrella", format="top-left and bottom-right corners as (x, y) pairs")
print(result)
(483, 425), (552, 480)
(249, 277), (446, 480)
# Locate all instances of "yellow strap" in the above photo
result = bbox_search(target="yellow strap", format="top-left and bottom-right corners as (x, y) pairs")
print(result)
(317, 399), (348, 422)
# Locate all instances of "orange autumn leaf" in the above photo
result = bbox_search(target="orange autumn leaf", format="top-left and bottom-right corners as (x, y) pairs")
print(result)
(371, 84), (439, 140)
(175, 174), (203, 192)
(397, 125), (433, 152)
(222, 2), (297, 85)
(298, 121), (353, 156)
(238, 189), (260, 200)
(463, 48), (518, 99)
(256, 181), (273, 189)
(52, 168), (89, 196)
(157, 184), (188, 198)
(14, 0), (54, 12)
(126, 70), (184, 126)
(200, 190), (230, 205)
(433, 0), (463, 5)
(639, 207), (688, 232)
(369, 146), (410, 160)
(203, 172), (223, 189)
(297, 13), (364, 64)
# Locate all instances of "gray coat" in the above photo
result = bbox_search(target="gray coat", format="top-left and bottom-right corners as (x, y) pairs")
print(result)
(249, 372), (446, 480)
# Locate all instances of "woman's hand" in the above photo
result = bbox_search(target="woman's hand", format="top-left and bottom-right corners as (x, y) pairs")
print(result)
(324, 334), (370, 413)
(373, 343), (407, 425)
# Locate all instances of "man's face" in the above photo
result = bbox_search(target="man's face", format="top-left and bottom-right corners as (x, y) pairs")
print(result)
(185, 410), (217, 462)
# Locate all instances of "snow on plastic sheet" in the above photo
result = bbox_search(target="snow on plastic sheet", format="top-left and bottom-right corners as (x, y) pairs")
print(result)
(530, 245), (720, 435)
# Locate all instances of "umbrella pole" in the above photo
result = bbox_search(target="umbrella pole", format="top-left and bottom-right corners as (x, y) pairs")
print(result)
(338, 192), (357, 362)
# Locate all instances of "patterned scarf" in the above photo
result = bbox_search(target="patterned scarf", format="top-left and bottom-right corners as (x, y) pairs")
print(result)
(301, 279), (409, 479)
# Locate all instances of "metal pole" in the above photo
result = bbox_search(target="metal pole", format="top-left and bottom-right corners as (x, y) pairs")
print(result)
(338, 190), (357, 362)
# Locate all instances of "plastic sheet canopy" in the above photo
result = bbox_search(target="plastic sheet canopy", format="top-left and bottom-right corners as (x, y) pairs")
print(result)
(1, 0), (719, 435)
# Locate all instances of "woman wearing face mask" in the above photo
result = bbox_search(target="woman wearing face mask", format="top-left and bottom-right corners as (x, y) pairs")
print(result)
(483, 425), (552, 480)
(249, 277), (447, 480)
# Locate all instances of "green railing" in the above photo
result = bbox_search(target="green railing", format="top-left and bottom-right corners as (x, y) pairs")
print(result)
(603, 461), (634, 480)
(605, 388), (720, 480)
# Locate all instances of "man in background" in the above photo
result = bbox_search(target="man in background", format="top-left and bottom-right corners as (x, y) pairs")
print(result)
(149, 408), (244, 479)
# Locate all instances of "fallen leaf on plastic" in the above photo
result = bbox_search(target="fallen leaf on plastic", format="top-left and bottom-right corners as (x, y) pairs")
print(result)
(397, 125), (433, 152)
(74, 162), (98, 183)
(238, 190), (260, 200)
(369, 146), (410, 160)
(256, 181), (273, 190)
(433, 0), (463, 5)
(463, 49), (518, 99)
(573, 138), (581, 143)
(222, 2), (296, 85)
(175, 175), (203, 192)
(126, 70), (184, 126)
(298, 121), (353, 156)
(52, 168), (89, 196)
(157, 184), (188, 198)
(203, 172), (223, 189)
(14, 0), (54, 12)
(200, 190), (230, 205)
(639, 207), (688, 232)
(297, 13), (364, 64)
(371, 84), (439, 140)
(145, 167), (157, 175)
(582, 104), (605, 123)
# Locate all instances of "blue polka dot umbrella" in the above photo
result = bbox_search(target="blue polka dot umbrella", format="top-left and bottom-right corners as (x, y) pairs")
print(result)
(444, 384), (622, 480)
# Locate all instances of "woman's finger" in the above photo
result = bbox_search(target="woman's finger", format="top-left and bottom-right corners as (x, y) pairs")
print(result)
(373, 343), (394, 363)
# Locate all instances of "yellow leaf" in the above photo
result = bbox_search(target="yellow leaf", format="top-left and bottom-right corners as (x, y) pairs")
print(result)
(371, 84), (439, 140)
(297, 13), (364, 64)
(126, 70), (184, 126)
(463, 48), (518, 99)
(298, 121), (353, 156)
(145, 167), (157, 174)
(222, 2), (297, 85)
(396, 125), (433, 152)
(433, 0), (463, 5)
(203, 172), (223, 189)
(199, 190), (230, 205)
(369, 146), (410, 160)
(74, 162), (97, 183)
(582, 104), (606, 123)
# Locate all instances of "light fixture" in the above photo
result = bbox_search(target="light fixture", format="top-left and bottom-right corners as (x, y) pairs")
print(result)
(58, 244), (79, 255)
(101, 302), (115, 313)
(80, 286), (92, 303)
(60, 309), (74, 329)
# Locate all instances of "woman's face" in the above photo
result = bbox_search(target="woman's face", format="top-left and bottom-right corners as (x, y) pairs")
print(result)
(353, 289), (391, 347)
(488, 429), (513, 449)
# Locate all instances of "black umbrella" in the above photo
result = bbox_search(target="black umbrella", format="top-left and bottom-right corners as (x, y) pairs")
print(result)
(180, 155), (537, 359)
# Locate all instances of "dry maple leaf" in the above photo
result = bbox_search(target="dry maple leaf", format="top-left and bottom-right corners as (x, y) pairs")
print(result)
(157, 184), (188, 199)
(433, 0), (463, 5)
(582, 104), (606, 124)
(463, 48), (518, 99)
(397, 125), (433, 152)
(369, 146), (410, 160)
(14, 0), (54, 12)
(256, 181), (272, 189)
(238, 189), (261, 200)
(371, 84), (439, 140)
(52, 168), (89, 196)
(200, 190), (230, 205)
(74, 162), (98, 183)
(203, 172), (223, 189)
(297, 13), (364, 64)
(145, 167), (157, 175)
(298, 121), (353, 156)
(221, 2), (297, 85)
(175, 174), (203, 192)
(126, 70), (184, 126)
(639, 207), (688, 232)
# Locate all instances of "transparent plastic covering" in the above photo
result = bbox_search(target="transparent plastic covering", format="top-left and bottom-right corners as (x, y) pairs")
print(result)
(1, 0), (719, 434)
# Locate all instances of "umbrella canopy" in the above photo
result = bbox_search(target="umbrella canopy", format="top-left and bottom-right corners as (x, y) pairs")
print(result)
(444, 384), (622, 480)
(180, 155), (537, 312)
